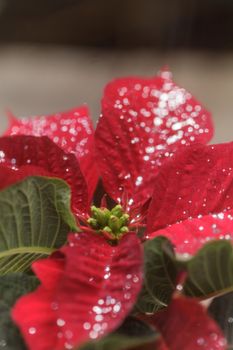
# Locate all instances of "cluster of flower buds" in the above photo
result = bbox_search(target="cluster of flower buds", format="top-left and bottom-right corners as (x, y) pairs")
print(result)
(87, 204), (130, 240)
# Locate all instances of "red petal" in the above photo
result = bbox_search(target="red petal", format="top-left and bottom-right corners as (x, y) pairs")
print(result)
(156, 339), (169, 350)
(12, 232), (143, 350)
(149, 209), (233, 255)
(4, 106), (98, 201)
(13, 286), (61, 350)
(32, 258), (65, 289)
(12, 258), (66, 350)
(0, 165), (50, 190)
(147, 142), (233, 254)
(56, 232), (143, 348)
(0, 135), (88, 213)
(95, 70), (213, 208)
(151, 297), (227, 350)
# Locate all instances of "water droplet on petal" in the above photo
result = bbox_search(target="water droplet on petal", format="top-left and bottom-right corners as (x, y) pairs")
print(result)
(28, 327), (37, 335)
(57, 318), (66, 327)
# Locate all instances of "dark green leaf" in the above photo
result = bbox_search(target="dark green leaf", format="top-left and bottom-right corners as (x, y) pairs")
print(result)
(80, 317), (158, 350)
(183, 240), (233, 298)
(0, 176), (77, 274)
(0, 273), (39, 350)
(0, 273), (39, 306)
(136, 236), (178, 313)
(209, 291), (233, 348)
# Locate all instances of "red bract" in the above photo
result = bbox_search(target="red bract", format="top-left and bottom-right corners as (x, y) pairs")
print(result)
(5, 106), (98, 202)
(148, 297), (227, 350)
(95, 69), (213, 207)
(147, 142), (233, 254)
(0, 135), (88, 214)
(12, 232), (143, 350)
(0, 164), (50, 190)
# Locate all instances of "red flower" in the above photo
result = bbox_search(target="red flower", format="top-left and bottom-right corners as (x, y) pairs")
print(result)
(0, 70), (225, 349)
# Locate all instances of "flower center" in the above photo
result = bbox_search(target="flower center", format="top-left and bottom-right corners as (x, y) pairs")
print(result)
(87, 204), (129, 241)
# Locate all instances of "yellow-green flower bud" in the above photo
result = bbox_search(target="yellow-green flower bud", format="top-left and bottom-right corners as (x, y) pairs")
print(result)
(119, 213), (130, 226)
(91, 206), (110, 227)
(87, 204), (131, 241)
(102, 226), (113, 234)
(87, 218), (99, 229)
(120, 226), (129, 233)
(111, 204), (124, 218)
(108, 215), (120, 232)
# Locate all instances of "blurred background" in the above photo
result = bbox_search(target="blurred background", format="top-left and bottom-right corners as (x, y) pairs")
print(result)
(0, 0), (232, 142)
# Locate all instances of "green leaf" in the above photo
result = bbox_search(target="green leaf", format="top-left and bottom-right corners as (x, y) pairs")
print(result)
(136, 236), (178, 314)
(208, 291), (233, 348)
(0, 176), (77, 274)
(0, 273), (39, 350)
(183, 240), (233, 298)
(80, 317), (158, 350)
(0, 273), (39, 307)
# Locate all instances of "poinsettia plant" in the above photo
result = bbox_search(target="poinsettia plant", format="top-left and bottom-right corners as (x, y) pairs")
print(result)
(0, 68), (232, 350)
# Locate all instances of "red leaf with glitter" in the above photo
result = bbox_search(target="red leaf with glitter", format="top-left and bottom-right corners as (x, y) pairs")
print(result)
(0, 165), (50, 190)
(147, 142), (233, 254)
(151, 297), (227, 350)
(0, 135), (88, 213)
(33, 257), (65, 289)
(12, 232), (143, 350)
(95, 70), (213, 209)
(4, 106), (98, 201)
(13, 287), (61, 350)
(149, 210), (233, 255)
(11, 259), (66, 349)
